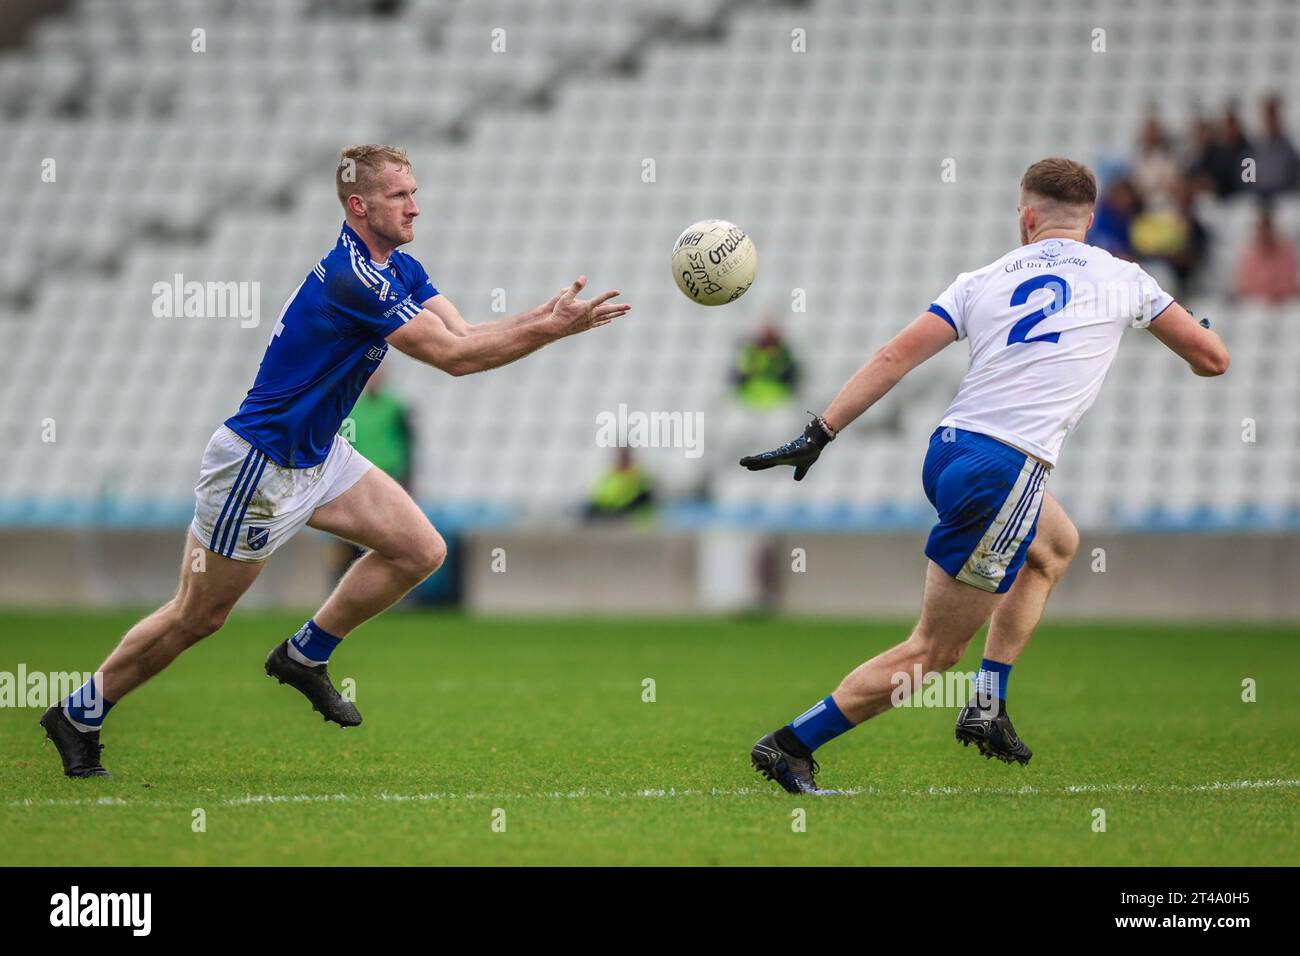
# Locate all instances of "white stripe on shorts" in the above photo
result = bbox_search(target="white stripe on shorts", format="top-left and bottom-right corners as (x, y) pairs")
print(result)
(955, 457), (1046, 592)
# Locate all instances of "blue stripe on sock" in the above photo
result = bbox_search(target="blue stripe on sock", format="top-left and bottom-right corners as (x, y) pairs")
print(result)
(290, 619), (343, 663)
(975, 658), (1012, 702)
(787, 694), (854, 752)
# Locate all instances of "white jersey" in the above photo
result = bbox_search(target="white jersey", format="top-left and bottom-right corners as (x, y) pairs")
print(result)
(929, 237), (1174, 466)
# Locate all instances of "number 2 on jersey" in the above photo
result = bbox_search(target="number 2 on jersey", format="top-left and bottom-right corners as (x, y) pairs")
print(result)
(1007, 274), (1070, 346)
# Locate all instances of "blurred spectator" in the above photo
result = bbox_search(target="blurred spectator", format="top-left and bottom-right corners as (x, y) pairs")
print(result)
(1167, 178), (1210, 293)
(1130, 206), (1184, 261)
(344, 369), (415, 488)
(732, 323), (800, 410)
(1130, 178), (1209, 295)
(1254, 94), (1300, 198)
(1088, 177), (1142, 259)
(1201, 107), (1254, 198)
(584, 448), (655, 522)
(1235, 208), (1300, 302)
(1131, 114), (1182, 206)
(1184, 115), (1219, 192)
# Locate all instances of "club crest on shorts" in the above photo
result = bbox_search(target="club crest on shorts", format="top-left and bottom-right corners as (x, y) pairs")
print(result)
(246, 526), (270, 551)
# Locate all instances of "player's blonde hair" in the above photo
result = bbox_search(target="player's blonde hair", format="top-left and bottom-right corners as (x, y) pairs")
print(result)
(1020, 157), (1097, 224)
(335, 144), (412, 208)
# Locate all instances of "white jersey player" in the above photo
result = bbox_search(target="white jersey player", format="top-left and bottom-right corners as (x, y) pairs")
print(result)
(931, 235), (1174, 467)
(740, 158), (1229, 793)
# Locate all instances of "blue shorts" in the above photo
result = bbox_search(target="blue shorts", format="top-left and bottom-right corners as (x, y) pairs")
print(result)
(922, 428), (1049, 593)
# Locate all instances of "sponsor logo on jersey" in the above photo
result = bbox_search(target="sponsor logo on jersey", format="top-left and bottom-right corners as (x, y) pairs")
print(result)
(383, 295), (416, 318)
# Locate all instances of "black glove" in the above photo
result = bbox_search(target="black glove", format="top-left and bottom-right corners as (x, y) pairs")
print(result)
(739, 415), (836, 481)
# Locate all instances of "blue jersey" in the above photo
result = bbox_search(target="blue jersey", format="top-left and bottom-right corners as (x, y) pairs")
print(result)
(225, 223), (437, 468)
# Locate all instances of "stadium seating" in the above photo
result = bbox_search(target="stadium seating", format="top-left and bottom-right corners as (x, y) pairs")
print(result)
(1, 0), (1298, 530)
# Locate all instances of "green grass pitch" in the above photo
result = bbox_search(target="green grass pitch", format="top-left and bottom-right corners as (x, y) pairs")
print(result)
(2, 610), (1297, 866)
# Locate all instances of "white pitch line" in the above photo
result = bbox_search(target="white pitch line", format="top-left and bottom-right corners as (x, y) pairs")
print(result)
(8, 778), (1300, 809)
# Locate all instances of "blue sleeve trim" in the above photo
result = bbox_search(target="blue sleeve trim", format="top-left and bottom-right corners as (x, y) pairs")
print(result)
(378, 315), (408, 338)
(928, 303), (958, 332)
(1148, 299), (1175, 323)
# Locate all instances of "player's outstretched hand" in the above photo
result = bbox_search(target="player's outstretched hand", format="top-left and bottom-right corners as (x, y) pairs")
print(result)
(549, 276), (630, 337)
(739, 415), (837, 481)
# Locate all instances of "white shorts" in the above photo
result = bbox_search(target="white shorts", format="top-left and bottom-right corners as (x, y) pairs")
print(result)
(190, 425), (372, 562)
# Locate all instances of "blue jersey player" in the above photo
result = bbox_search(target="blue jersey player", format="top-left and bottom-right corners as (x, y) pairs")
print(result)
(740, 158), (1229, 793)
(41, 145), (630, 777)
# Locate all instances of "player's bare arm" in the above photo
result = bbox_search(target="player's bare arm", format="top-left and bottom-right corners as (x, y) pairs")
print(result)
(422, 288), (567, 338)
(388, 276), (629, 376)
(820, 311), (960, 433)
(1147, 302), (1230, 377)
(738, 310), (957, 480)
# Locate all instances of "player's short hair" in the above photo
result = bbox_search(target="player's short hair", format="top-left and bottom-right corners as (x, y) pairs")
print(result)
(1020, 157), (1097, 212)
(335, 144), (412, 208)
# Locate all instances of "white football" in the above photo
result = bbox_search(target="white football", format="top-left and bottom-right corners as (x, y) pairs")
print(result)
(671, 220), (757, 306)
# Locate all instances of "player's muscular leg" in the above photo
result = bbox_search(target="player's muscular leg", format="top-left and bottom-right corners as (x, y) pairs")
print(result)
(982, 492), (1078, 665)
(830, 561), (1003, 724)
(97, 531), (264, 701)
(306, 466), (446, 637)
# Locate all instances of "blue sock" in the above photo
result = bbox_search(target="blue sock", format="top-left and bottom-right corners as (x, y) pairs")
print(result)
(63, 677), (115, 730)
(787, 695), (854, 752)
(974, 658), (1012, 708)
(288, 619), (343, 665)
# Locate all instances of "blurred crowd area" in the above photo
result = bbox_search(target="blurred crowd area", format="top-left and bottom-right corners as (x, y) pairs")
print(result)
(1090, 94), (1299, 302)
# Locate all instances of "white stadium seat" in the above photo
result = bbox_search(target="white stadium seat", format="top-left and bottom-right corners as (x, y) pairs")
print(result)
(0, 0), (1297, 530)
